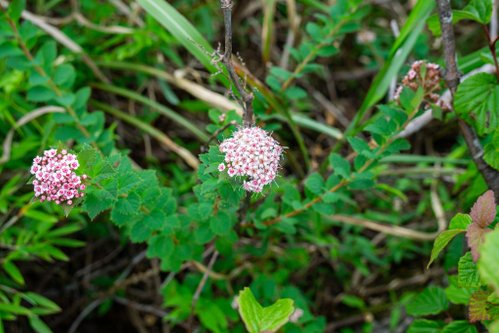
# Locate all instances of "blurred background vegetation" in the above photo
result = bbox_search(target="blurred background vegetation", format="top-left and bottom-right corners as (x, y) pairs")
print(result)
(0, 0), (498, 332)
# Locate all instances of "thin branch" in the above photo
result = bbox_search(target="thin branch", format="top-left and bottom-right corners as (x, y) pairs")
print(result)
(220, 0), (254, 127)
(188, 251), (219, 332)
(437, 0), (499, 201)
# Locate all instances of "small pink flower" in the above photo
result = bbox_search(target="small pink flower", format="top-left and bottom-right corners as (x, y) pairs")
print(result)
(219, 127), (283, 193)
(218, 163), (226, 172)
(30, 148), (86, 206)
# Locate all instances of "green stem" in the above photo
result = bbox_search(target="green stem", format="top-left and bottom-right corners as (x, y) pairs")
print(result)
(263, 101), (423, 227)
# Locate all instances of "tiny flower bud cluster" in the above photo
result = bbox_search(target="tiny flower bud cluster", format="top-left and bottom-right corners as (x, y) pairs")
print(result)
(394, 61), (449, 109)
(219, 127), (283, 193)
(30, 148), (87, 205)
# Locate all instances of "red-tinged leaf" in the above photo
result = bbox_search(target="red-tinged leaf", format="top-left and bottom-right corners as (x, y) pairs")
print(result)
(466, 223), (492, 262)
(469, 290), (491, 322)
(470, 190), (496, 228)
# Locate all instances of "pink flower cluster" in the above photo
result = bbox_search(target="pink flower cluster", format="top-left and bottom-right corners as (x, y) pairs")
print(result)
(30, 148), (87, 205)
(219, 127), (283, 193)
(394, 61), (449, 110)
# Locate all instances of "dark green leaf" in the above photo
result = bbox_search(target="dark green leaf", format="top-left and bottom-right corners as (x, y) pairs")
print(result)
(405, 286), (448, 316)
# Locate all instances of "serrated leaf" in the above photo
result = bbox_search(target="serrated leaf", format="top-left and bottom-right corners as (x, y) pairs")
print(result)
(441, 320), (478, 333)
(304, 172), (324, 195)
(466, 223), (492, 262)
(445, 276), (474, 305)
(428, 0), (492, 36)
(454, 73), (499, 135)
(478, 228), (499, 296)
(82, 189), (114, 219)
(146, 234), (174, 259)
(458, 252), (481, 288)
(143, 209), (168, 231)
(329, 153), (351, 179)
(470, 190), (496, 228)
(405, 286), (448, 316)
(238, 287), (295, 333)
(427, 229), (465, 268)
(484, 129), (499, 170)
(407, 319), (444, 333)
(469, 290), (491, 322)
(450, 213), (473, 230)
(130, 220), (153, 243)
(113, 192), (141, 216)
(210, 211), (232, 236)
(462, 0), (492, 24)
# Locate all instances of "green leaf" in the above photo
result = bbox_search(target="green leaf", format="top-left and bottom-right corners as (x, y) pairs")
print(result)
(427, 229), (465, 268)
(458, 252), (481, 288)
(441, 320), (478, 333)
(23, 293), (61, 313)
(82, 189), (115, 219)
(454, 73), (499, 135)
(449, 213), (473, 230)
(407, 319), (444, 333)
(428, 0), (493, 36)
(238, 287), (295, 333)
(28, 315), (53, 333)
(491, 321), (499, 333)
(7, 0), (25, 21)
(0, 303), (31, 315)
(3, 261), (24, 285)
(329, 153), (351, 179)
(462, 0), (492, 24)
(113, 192), (141, 216)
(146, 234), (174, 259)
(53, 64), (75, 87)
(27, 86), (56, 102)
(405, 286), (449, 316)
(210, 211), (232, 236)
(304, 172), (324, 195)
(445, 276), (474, 305)
(478, 228), (499, 295)
(484, 129), (499, 170)
(137, 0), (229, 87)
(348, 137), (371, 154)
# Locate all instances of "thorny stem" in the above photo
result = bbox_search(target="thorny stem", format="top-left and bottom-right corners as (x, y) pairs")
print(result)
(220, 0), (254, 127)
(436, 0), (499, 201)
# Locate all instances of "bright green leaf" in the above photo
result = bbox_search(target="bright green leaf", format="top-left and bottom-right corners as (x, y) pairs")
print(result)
(427, 229), (465, 268)
(405, 286), (448, 316)
(454, 73), (499, 136)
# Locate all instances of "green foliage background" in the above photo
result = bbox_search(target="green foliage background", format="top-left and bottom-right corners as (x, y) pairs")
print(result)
(0, 0), (498, 332)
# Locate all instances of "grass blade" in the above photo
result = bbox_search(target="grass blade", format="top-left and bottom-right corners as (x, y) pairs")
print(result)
(92, 83), (209, 142)
(137, 0), (229, 87)
(346, 0), (435, 136)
